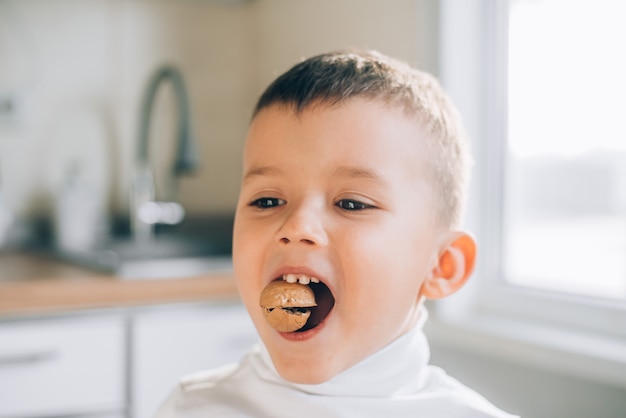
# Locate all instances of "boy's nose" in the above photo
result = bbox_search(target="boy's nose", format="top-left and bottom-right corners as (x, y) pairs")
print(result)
(275, 203), (329, 247)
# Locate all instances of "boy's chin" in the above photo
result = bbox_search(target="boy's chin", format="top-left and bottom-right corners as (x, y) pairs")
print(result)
(273, 356), (341, 385)
(264, 337), (346, 384)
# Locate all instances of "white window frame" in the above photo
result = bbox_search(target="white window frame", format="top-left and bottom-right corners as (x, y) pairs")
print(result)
(432, 0), (626, 389)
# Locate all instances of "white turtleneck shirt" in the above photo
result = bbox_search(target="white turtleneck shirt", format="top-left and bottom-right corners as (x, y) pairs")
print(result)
(155, 314), (518, 418)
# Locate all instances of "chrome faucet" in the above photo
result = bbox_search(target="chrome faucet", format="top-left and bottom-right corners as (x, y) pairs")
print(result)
(131, 65), (199, 243)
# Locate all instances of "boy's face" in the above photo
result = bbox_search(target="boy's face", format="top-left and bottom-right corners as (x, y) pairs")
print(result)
(233, 99), (445, 384)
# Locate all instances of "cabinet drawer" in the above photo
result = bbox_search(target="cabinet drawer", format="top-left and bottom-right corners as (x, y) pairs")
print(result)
(0, 315), (125, 418)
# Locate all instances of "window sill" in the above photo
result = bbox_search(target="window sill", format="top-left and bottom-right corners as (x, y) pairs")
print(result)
(424, 310), (626, 390)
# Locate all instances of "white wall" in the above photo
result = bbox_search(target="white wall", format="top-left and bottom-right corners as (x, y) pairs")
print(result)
(428, 336), (626, 418)
(0, 0), (116, 217)
(244, 0), (439, 94)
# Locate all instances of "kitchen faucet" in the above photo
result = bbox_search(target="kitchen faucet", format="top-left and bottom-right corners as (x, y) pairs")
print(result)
(131, 65), (199, 243)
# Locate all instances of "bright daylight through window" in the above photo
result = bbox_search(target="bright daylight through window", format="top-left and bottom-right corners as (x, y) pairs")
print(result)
(503, 0), (626, 301)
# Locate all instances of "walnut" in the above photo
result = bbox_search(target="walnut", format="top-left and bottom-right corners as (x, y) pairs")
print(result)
(259, 280), (317, 332)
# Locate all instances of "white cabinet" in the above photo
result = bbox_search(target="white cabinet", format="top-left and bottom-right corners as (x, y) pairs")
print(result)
(0, 315), (126, 418)
(131, 302), (258, 418)
(0, 301), (258, 418)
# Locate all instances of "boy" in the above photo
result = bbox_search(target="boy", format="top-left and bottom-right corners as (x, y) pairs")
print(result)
(156, 50), (518, 417)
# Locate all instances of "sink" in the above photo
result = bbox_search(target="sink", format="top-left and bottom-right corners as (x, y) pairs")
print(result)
(113, 255), (232, 279)
(52, 216), (234, 280)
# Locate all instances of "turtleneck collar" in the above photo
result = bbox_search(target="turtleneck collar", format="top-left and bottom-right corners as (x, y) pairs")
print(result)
(253, 308), (431, 398)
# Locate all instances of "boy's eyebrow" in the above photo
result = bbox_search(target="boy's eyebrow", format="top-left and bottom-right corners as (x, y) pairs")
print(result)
(242, 166), (283, 183)
(333, 165), (387, 185)
(242, 165), (387, 185)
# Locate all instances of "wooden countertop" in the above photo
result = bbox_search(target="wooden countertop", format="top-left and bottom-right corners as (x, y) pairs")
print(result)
(0, 252), (240, 317)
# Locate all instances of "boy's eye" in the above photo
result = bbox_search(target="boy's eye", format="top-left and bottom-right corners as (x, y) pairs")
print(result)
(336, 199), (372, 211)
(250, 197), (285, 209)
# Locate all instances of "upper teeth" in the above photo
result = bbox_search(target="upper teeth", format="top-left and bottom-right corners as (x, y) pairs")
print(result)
(282, 274), (320, 285)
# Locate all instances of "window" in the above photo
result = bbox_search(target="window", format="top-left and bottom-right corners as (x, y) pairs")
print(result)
(504, 0), (626, 302)
(438, 0), (626, 338)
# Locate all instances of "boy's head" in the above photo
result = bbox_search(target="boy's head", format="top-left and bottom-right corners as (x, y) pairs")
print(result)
(253, 49), (469, 229)
(233, 50), (476, 384)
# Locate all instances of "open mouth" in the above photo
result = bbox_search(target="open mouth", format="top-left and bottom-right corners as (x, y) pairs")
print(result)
(259, 275), (335, 333)
(298, 280), (334, 332)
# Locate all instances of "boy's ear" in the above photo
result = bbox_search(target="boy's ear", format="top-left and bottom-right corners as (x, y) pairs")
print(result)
(419, 232), (476, 300)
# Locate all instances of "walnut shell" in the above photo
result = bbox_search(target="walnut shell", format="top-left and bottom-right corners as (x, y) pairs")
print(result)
(259, 280), (317, 309)
(263, 306), (312, 332)
(260, 281), (317, 332)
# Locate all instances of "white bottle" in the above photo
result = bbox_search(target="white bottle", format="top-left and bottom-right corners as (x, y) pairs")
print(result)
(0, 188), (13, 248)
(54, 162), (103, 253)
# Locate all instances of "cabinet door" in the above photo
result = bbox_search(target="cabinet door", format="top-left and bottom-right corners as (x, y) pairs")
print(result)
(132, 302), (258, 418)
(0, 315), (125, 418)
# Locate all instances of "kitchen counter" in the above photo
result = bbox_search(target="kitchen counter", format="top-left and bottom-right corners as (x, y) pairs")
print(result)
(0, 252), (240, 317)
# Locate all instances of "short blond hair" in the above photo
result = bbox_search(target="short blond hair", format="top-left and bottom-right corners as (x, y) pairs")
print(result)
(253, 49), (470, 229)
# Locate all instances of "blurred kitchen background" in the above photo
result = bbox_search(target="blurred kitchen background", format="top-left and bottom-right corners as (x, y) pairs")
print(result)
(1, 1), (625, 418)
(0, 0), (438, 230)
